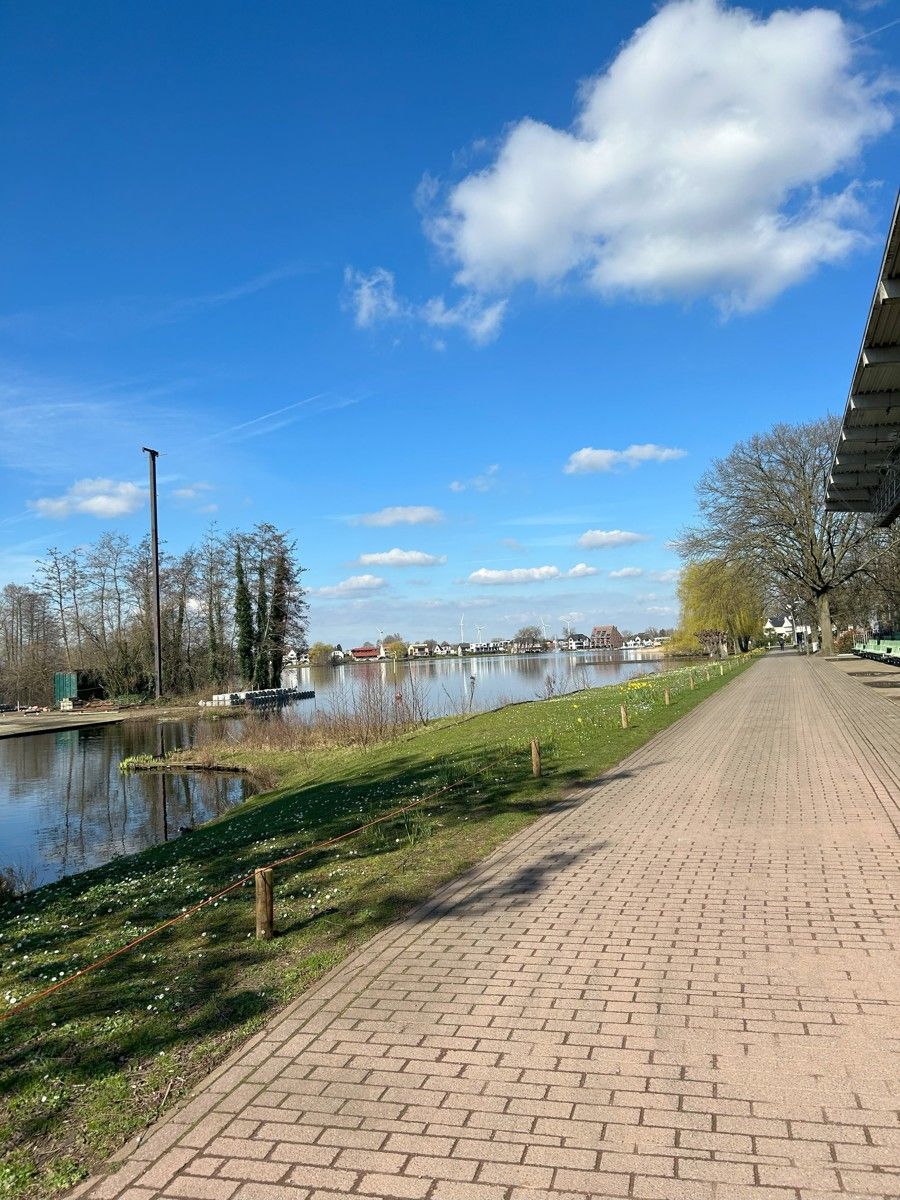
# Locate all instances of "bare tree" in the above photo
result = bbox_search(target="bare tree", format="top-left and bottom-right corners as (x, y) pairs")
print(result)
(0, 583), (60, 705)
(8, 521), (308, 704)
(678, 417), (884, 656)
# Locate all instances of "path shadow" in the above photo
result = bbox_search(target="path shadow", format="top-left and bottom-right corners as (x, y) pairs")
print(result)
(413, 841), (605, 920)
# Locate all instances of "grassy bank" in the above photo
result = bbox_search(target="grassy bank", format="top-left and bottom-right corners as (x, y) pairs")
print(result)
(0, 655), (758, 1199)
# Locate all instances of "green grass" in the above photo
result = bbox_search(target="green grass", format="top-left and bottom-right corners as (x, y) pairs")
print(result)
(0, 655), (758, 1198)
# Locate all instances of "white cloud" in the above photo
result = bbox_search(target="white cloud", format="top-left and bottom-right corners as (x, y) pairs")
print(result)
(358, 548), (446, 567)
(344, 266), (505, 343)
(651, 568), (681, 583)
(428, 0), (893, 313)
(468, 565), (561, 585)
(30, 478), (146, 519)
(316, 574), (387, 597)
(352, 505), (444, 527)
(344, 267), (404, 328)
(467, 562), (599, 585)
(172, 481), (214, 500)
(450, 464), (500, 492)
(578, 529), (650, 549)
(420, 295), (507, 344)
(564, 444), (687, 474)
(609, 566), (644, 578)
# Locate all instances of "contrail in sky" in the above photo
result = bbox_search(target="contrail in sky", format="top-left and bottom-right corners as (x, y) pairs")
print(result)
(205, 393), (326, 441)
(851, 15), (900, 42)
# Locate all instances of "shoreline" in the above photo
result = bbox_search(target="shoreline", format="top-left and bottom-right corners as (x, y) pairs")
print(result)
(0, 651), (677, 740)
(0, 702), (204, 741)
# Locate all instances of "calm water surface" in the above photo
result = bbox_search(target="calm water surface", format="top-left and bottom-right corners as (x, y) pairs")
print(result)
(285, 649), (665, 716)
(1, 651), (663, 889)
(0, 719), (251, 889)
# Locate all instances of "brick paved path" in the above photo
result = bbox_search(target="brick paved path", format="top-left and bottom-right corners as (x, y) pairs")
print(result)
(75, 654), (900, 1200)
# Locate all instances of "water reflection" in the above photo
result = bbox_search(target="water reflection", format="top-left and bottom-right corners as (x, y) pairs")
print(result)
(0, 719), (250, 889)
(285, 649), (664, 717)
(1, 652), (665, 890)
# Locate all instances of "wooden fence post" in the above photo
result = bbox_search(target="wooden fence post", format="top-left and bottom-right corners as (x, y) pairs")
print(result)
(719, 662), (724, 676)
(531, 737), (541, 777)
(664, 688), (670, 706)
(255, 868), (274, 939)
(689, 673), (695, 690)
(620, 704), (628, 729)
(705, 667), (710, 682)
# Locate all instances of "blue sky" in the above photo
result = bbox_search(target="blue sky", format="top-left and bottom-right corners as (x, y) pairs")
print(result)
(1, 0), (898, 643)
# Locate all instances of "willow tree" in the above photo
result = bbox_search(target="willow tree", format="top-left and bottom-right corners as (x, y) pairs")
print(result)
(678, 417), (882, 656)
(677, 559), (764, 655)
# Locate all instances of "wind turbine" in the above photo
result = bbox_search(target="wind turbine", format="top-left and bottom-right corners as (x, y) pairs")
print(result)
(539, 616), (549, 640)
(475, 623), (483, 645)
(459, 614), (465, 645)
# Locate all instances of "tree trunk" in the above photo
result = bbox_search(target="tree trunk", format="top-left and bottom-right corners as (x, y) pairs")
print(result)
(817, 592), (834, 656)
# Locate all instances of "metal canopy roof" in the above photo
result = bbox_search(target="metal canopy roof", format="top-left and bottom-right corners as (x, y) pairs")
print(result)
(826, 192), (900, 526)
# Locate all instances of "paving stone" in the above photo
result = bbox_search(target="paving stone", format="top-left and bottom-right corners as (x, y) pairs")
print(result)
(72, 655), (900, 1199)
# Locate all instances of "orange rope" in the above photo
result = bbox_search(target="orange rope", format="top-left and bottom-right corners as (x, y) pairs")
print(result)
(1, 764), (496, 1023)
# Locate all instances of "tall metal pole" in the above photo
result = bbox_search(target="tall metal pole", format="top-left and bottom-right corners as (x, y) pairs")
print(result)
(142, 447), (163, 699)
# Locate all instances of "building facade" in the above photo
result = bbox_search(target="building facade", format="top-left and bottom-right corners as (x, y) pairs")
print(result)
(590, 625), (624, 650)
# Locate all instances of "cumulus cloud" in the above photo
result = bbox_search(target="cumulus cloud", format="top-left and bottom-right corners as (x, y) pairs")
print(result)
(468, 562), (599, 585)
(344, 267), (506, 344)
(428, 0), (893, 313)
(450, 464), (500, 493)
(315, 574), (387, 597)
(609, 566), (644, 578)
(564, 444), (686, 474)
(351, 506), (444, 527)
(468, 566), (562, 585)
(30, 478), (146, 519)
(358, 548), (447, 567)
(578, 529), (650, 549)
(651, 568), (681, 583)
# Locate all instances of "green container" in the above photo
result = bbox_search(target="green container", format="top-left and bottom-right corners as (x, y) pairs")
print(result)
(53, 672), (78, 705)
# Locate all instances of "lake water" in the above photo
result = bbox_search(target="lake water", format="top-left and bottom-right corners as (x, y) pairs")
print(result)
(285, 649), (665, 717)
(0, 651), (664, 890)
(0, 719), (252, 890)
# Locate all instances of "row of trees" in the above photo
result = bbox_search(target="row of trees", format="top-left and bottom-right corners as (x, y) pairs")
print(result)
(0, 523), (307, 705)
(675, 416), (900, 656)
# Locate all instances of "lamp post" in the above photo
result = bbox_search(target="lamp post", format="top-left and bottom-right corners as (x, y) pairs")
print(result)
(142, 447), (163, 699)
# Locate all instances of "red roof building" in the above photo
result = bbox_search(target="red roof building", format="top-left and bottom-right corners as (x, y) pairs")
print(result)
(350, 646), (380, 660)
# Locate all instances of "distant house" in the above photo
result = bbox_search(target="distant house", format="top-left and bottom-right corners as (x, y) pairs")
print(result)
(560, 634), (591, 651)
(283, 648), (310, 667)
(591, 624), (624, 650)
(764, 615), (812, 645)
(350, 645), (380, 661)
(407, 643), (431, 658)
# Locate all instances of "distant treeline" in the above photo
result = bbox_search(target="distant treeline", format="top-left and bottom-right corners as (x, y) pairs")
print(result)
(0, 523), (307, 705)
